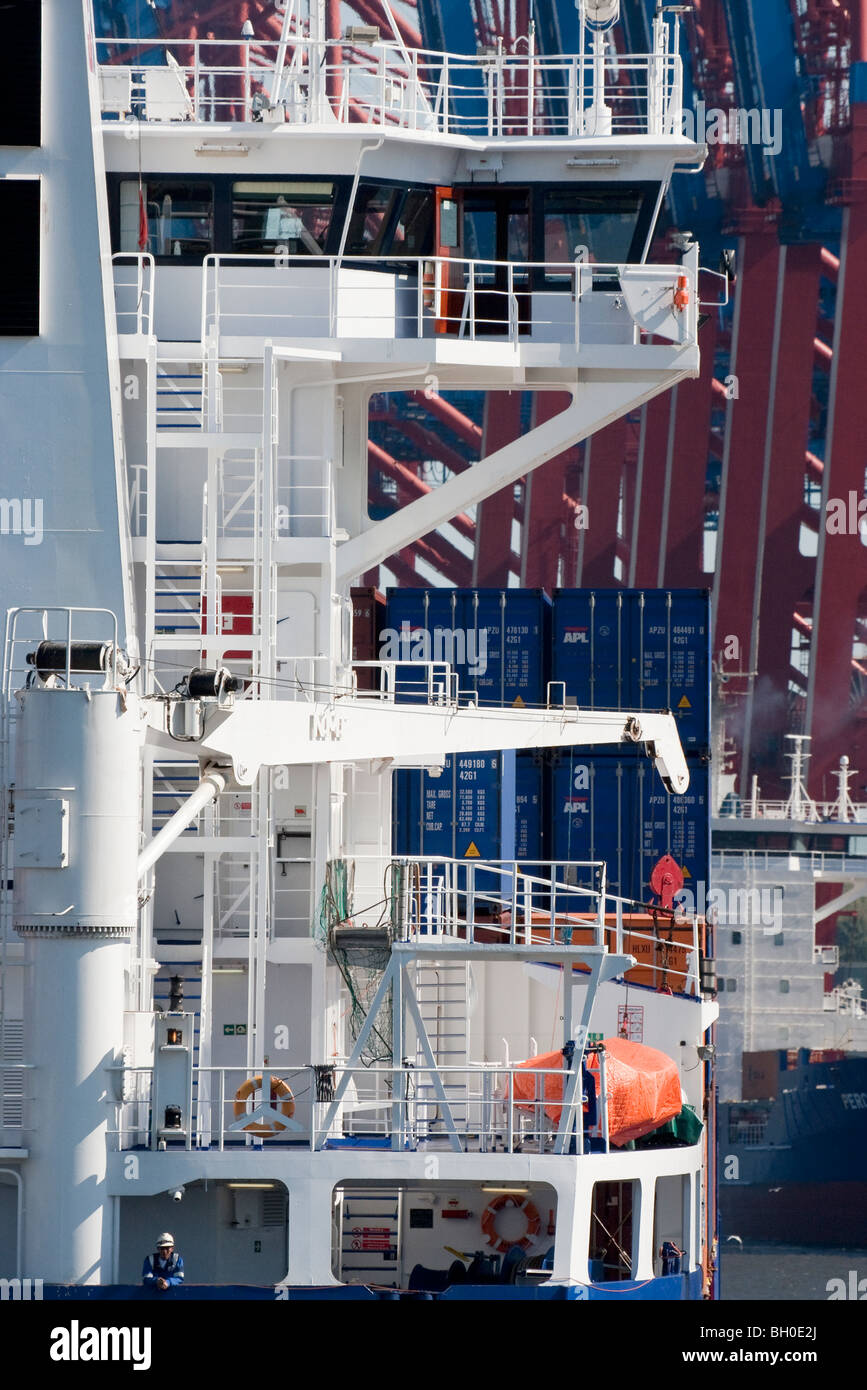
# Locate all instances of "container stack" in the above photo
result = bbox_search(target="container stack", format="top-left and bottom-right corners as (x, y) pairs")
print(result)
(549, 589), (711, 909)
(383, 589), (550, 876)
(350, 587), (711, 912)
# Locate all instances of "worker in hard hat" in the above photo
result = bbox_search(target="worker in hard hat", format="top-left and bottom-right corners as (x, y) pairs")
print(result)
(142, 1233), (184, 1290)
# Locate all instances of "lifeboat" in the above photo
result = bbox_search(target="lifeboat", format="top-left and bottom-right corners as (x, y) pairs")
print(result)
(510, 1038), (682, 1144)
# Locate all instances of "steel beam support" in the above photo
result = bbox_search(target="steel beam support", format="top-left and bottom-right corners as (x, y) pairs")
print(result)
(474, 391), (525, 586)
(521, 392), (576, 589)
(579, 418), (628, 586)
(748, 244), (822, 792)
(712, 225), (781, 794)
(629, 393), (672, 586)
(338, 374), (693, 587)
(807, 111), (867, 790)
(663, 314), (719, 588)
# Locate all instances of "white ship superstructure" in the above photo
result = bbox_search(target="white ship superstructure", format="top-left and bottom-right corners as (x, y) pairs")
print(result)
(713, 744), (867, 1102)
(0, 0), (719, 1299)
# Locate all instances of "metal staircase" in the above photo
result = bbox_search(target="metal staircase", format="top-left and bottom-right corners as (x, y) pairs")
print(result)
(155, 370), (204, 430)
(413, 960), (470, 1130)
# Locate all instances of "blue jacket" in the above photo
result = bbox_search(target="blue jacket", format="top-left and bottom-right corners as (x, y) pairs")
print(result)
(142, 1251), (184, 1287)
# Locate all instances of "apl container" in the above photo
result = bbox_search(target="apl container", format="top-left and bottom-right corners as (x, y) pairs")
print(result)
(552, 589), (711, 752)
(384, 588), (551, 707)
(550, 751), (710, 907)
(393, 751), (544, 870)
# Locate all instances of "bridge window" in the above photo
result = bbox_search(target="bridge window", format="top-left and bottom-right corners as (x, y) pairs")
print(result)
(542, 186), (653, 276)
(232, 181), (335, 254)
(120, 180), (213, 259)
(392, 188), (435, 256)
(0, 180), (40, 335)
(345, 183), (401, 256)
(0, 1), (41, 146)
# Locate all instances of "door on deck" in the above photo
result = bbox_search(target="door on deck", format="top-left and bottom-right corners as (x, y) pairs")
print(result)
(459, 187), (530, 335)
(589, 1179), (636, 1282)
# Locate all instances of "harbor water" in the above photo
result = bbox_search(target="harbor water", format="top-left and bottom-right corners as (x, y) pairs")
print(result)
(721, 1244), (867, 1300)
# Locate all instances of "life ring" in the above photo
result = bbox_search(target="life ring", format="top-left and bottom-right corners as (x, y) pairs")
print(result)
(233, 1074), (295, 1136)
(481, 1194), (541, 1253)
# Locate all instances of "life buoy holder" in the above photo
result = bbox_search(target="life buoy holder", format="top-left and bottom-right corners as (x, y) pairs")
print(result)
(481, 1194), (541, 1253)
(233, 1074), (295, 1136)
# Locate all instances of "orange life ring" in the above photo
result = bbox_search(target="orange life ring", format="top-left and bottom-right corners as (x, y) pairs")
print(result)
(481, 1194), (541, 1253)
(233, 1074), (295, 1136)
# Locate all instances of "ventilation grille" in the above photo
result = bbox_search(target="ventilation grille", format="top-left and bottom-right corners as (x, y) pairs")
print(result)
(1, 1020), (24, 1127)
(262, 1190), (288, 1227)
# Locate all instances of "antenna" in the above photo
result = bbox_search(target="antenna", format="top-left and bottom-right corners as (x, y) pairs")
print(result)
(783, 734), (818, 823)
(578, 0), (621, 30)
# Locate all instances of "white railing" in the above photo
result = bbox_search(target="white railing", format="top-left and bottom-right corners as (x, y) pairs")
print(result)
(275, 457), (334, 539)
(714, 848), (867, 874)
(112, 252), (154, 335)
(717, 798), (867, 824)
(96, 38), (683, 139)
(111, 1057), (615, 1156)
(199, 252), (697, 350)
(354, 855), (702, 993)
(350, 658), (463, 705)
(386, 856), (606, 946)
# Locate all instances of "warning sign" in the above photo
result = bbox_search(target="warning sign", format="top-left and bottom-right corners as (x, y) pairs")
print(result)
(512, 695), (525, 708)
(350, 1226), (393, 1252)
(678, 696), (691, 709)
(464, 841), (481, 858)
(617, 1004), (644, 1043)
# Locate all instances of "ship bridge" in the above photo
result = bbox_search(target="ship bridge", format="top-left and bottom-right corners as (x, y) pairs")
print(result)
(100, 15), (706, 371)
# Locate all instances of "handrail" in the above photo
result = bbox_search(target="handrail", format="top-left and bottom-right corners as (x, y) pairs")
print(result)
(198, 252), (697, 349)
(3, 607), (122, 699)
(111, 252), (155, 336)
(95, 37), (683, 139)
(110, 1059), (610, 1155)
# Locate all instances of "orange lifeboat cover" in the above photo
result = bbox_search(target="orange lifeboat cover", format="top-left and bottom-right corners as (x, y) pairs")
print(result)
(586, 1038), (682, 1145)
(509, 1039), (681, 1142)
(510, 1050), (569, 1123)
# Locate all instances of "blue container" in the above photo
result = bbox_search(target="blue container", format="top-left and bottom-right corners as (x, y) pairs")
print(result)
(550, 752), (710, 907)
(393, 751), (515, 862)
(384, 589), (551, 707)
(552, 589), (711, 752)
(393, 751), (545, 871)
(515, 753), (545, 863)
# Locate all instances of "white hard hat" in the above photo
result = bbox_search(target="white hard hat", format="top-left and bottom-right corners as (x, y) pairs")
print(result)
(156, 1232), (174, 1246)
